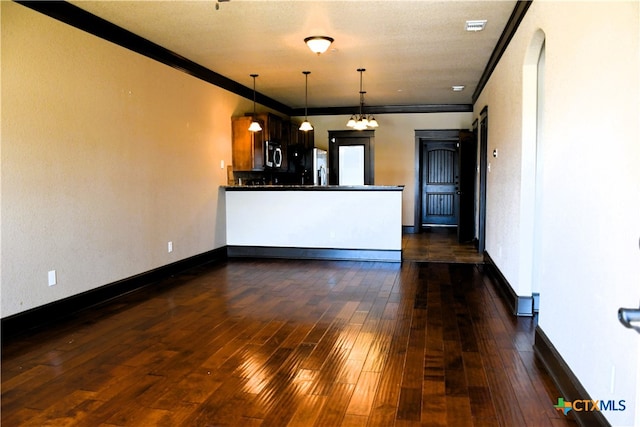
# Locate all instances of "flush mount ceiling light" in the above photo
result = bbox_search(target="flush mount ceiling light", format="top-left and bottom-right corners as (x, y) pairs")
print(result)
(346, 68), (378, 131)
(248, 74), (262, 132)
(452, 85), (465, 92)
(299, 71), (313, 132)
(304, 36), (334, 55)
(465, 20), (487, 32)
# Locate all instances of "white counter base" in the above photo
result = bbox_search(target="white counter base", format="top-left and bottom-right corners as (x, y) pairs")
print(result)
(224, 186), (403, 262)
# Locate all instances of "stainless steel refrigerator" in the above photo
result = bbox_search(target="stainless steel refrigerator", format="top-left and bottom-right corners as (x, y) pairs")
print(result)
(312, 148), (328, 186)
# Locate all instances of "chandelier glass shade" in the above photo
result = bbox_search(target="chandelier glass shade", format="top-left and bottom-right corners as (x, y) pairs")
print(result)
(346, 68), (378, 130)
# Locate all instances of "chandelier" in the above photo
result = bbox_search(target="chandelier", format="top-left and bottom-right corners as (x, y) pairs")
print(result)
(346, 68), (378, 130)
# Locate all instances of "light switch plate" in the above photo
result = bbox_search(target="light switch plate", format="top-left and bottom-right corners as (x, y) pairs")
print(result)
(48, 270), (57, 286)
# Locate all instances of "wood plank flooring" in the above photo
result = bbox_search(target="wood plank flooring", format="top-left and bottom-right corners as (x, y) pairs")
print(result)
(402, 228), (484, 263)
(2, 238), (576, 426)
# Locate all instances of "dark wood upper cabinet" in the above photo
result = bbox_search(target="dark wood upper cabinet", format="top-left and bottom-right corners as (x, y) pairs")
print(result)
(231, 116), (263, 171)
(231, 113), (284, 171)
(231, 113), (313, 174)
(265, 113), (282, 144)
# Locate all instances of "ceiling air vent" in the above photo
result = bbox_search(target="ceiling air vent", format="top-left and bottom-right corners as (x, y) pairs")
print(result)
(465, 20), (487, 32)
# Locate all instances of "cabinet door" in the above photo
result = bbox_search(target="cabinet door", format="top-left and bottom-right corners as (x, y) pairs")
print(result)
(302, 129), (314, 150)
(280, 121), (291, 171)
(289, 121), (299, 146)
(232, 116), (263, 171)
(267, 113), (282, 143)
(256, 113), (282, 143)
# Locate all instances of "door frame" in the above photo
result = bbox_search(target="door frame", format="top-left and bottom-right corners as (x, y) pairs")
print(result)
(458, 129), (478, 243)
(414, 129), (461, 233)
(478, 106), (489, 253)
(328, 130), (375, 185)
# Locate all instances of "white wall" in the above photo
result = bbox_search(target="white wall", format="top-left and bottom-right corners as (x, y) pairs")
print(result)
(1, 2), (248, 317)
(474, 2), (640, 426)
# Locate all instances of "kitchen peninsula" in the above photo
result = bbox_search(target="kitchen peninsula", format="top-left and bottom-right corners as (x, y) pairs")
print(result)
(223, 185), (404, 262)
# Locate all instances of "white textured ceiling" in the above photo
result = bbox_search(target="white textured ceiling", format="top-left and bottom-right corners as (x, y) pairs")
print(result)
(69, 0), (516, 110)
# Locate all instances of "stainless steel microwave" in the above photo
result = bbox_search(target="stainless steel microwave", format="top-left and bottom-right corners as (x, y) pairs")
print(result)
(265, 141), (282, 168)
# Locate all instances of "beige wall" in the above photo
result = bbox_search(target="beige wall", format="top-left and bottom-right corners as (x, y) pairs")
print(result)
(474, 2), (640, 425)
(1, 2), (249, 317)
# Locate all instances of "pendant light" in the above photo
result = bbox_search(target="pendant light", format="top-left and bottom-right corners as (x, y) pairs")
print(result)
(346, 68), (379, 130)
(299, 71), (313, 132)
(248, 74), (262, 132)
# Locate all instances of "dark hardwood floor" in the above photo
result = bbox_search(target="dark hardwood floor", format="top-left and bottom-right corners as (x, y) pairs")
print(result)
(2, 235), (577, 426)
(402, 228), (484, 263)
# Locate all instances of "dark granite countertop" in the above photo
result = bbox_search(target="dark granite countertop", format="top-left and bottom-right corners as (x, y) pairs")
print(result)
(222, 185), (404, 191)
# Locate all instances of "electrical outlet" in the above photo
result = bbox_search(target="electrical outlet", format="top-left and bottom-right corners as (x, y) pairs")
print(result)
(220, 160), (225, 169)
(48, 270), (57, 287)
(168, 241), (173, 253)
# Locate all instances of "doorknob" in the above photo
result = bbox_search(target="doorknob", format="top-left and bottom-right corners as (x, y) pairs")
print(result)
(618, 305), (640, 333)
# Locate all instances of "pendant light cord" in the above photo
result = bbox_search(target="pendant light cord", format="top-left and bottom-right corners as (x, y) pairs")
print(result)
(303, 71), (310, 120)
(250, 74), (258, 116)
(358, 68), (366, 118)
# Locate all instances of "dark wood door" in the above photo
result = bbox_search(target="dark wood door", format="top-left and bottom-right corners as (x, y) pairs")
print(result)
(421, 141), (459, 226)
(458, 130), (477, 242)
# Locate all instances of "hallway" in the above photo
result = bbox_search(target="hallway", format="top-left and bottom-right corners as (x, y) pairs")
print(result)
(1, 252), (576, 426)
(403, 228), (484, 264)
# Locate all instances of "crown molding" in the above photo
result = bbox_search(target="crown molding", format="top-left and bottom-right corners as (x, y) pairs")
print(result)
(15, 0), (527, 117)
(291, 104), (473, 116)
(14, 0), (292, 115)
(472, 0), (533, 103)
